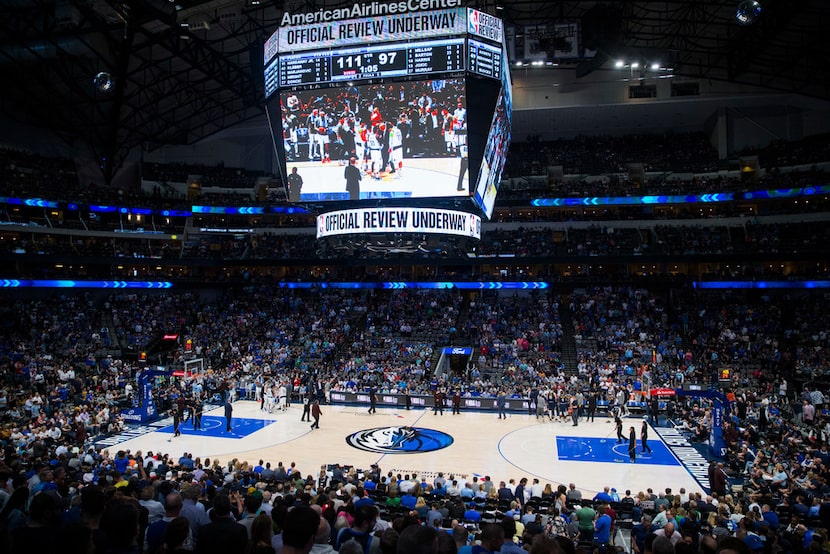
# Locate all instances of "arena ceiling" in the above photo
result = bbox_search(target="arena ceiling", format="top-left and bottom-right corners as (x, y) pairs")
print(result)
(0, 0), (827, 182)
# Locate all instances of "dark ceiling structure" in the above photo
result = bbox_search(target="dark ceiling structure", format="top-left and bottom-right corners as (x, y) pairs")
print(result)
(0, 0), (827, 183)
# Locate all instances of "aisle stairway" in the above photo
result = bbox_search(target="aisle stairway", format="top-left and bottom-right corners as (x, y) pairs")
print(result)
(558, 295), (579, 376)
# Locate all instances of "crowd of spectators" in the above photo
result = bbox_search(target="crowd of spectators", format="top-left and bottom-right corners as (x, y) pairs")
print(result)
(570, 286), (673, 370)
(497, 166), (830, 202)
(741, 134), (830, 170)
(505, 133), (721, 178)
(464, 292), (563, 385)
(1, 133), (829, 215)
(141, 162), (266, 189)
(0, 147), (79, 202)
(4, 220), (827, 265)
(4, 286), (830, 554)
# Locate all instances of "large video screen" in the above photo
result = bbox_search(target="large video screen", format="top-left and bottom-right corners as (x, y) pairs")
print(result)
(473, 37), (512, 219)
(274, 78), (469, 202)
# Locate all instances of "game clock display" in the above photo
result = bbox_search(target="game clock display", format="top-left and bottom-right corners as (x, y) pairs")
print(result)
(275, 38), (464, 90)
(331, 46), (408, 80)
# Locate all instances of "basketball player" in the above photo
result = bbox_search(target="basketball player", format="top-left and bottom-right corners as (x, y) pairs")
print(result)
(264, 385), (275, 414)
(279, 381), (288, 412)
(388, 123), (403, 177)
(367, 127), (383, 179)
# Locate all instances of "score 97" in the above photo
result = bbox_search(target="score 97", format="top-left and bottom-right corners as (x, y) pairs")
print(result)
(377, 52), (398, 65)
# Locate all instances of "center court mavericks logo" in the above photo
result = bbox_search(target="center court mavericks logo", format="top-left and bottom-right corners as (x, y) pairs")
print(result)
(346, 426), (453, 454)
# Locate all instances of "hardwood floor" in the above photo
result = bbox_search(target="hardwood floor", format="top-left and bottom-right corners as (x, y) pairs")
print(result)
(110, 400), (705, 497)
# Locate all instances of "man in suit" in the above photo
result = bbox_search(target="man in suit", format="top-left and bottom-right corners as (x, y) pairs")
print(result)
(287, 167), (303, 202)
(193, 396), (203, 431)
(224, 400), (233, 433)
(344, 157), (362, 200)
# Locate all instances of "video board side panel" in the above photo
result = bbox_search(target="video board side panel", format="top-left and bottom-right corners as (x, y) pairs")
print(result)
(473, 37), (512, 219)
(465, 77), (501, 205)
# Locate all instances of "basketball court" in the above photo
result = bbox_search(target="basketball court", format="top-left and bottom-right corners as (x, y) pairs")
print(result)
(288, 156), (469, 201)
(103, 401), (707, 497)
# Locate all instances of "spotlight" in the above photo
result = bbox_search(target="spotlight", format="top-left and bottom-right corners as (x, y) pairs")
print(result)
(93, 72), (114, 93)
(614, 60), (624, 68)
(650, 63), (660, 70)
(631, 62), (639, 69)
(735, 0), (762, 26)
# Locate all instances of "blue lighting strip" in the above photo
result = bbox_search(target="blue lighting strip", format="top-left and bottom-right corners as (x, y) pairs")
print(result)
(532, 194), (733, 207)
(79, 205), (193, 217)
(693, 281), (830, 290)
(0, 197), (60, 208)
(0, 280), (173, 289)
(531, 184), (830, 207)
(192, 206), (264, 215)
(120, 207), (153, 215)
(20, 202), (194, 218)
(191, 205), (309, 215)
(4, 183), (829, 215)
(275, 281), (550, 290)
(160, 210), (192, 217)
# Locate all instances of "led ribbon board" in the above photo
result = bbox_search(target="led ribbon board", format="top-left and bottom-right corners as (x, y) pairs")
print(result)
(0, 280), (173, 289)
(317, 207), (481, 239)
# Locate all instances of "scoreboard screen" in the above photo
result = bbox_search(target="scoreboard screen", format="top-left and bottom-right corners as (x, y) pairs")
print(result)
(468, 38), (502, 80)
(276, 78), (469, 202)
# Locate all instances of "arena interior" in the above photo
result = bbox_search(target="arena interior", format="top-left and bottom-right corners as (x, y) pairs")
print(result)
(1, 1), (830, 554)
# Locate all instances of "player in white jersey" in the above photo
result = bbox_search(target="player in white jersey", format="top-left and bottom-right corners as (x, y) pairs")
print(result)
(367, 128), (383, 179)
(442, 111), (455, 155)
(307, 110), (329, 161)
(318, 110), (331, 163)
(388, 124), (403, 177)
(451, 102), (467, 155)
(355, 122), (366, 168)
(279, 383), (288, 411)
(264, 386), (275, 413)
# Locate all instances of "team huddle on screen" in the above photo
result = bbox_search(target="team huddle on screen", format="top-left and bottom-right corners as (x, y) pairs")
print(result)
(280, 78), (467, 181)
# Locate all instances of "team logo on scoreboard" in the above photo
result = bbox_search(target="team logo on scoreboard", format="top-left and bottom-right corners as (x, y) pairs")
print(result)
(346, 426), (454, 454)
